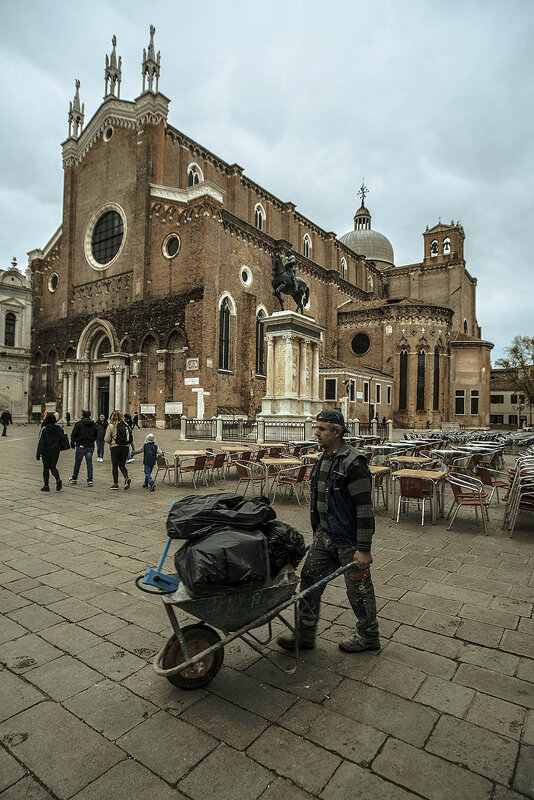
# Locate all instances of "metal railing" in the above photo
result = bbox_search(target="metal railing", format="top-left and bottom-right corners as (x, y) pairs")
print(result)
(359, 422), (372, 436)
(185, 419), (216, 440)
(222, 420), (258, 442)
(377, 423), (388, 440)
(264, 421), (306, 442)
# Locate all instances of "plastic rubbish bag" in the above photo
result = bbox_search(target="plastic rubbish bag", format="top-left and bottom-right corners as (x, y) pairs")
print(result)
(166, 492), (275, 540)
(260, 520), (306, 577)
(174, 528), (270, 597)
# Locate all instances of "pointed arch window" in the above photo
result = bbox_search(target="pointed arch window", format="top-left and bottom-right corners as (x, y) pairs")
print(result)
(256, 311), (266, 375)
(399, 349), (408, 410)
(303, 234), (311, 259)
(254, 204), (265, 231)
(433, 347), (440, 411)
(187, 163), (203, 186)
(4, 312), (16, 347)
(219, 298), (231, 370)
(417, 348), (426, 411)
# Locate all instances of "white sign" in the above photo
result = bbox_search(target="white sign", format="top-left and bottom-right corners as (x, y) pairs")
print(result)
(140, 404), (156, 414)
(186, 358), (199, 371)
(165, 402), (183, 414)
(356, 391), (364, 400)
(185, 377), (199, 386)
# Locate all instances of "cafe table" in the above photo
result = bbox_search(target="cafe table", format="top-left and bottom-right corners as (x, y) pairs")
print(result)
(172, 450), (209, 486)
(219, 445), (251, 452)
(385, 455), (432, 469)
(260, 457), (303, 494)
(391, 468), (447, 523)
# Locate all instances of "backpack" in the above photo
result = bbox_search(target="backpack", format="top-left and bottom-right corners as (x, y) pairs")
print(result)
(115, 421), (132, 445)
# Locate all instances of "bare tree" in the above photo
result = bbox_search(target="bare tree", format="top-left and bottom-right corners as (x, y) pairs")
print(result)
(495, 336), (534, 407)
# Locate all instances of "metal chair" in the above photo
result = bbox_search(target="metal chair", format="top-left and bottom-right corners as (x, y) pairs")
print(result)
(271, 464), (308, 506)
(447, 472), (490, 535)
(476, 464), (509, 504)
(154, 453), (175, 484)
(225, 449), (251, 477)
(395, 475), (434, 526)
(178, 454), (208, 489)
(204, 451), (227, 483)
(234, 460), (266, 496)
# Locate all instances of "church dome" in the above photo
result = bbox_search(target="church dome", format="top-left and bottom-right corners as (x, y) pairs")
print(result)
(339, 185), (395, 267)
(339, 227), (394, 265)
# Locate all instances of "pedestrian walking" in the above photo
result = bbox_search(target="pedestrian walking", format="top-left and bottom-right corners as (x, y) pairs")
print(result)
(132, 411), (140, 430)
(105, 410), (132, 490)
(131, 433), (162, 491)
(1, 410), (12, 436)
(95, 413), (107, 462)
(65, 411), (71, 427)
(68, 410), (98, 487)
(278, 409), (380, 654)
(36, 413), (63, 492)
(124, 413), (135, 462)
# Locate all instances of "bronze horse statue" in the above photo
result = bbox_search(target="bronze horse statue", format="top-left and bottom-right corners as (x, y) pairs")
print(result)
(272, 251), (310, 315)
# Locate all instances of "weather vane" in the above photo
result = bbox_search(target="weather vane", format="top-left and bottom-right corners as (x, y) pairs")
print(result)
(358, 178), (369, 206)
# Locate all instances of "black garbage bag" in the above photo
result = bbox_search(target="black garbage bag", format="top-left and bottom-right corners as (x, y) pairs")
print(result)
(166, 492), (275, 540)
(174, 528), (270, 597)
(260, 520), (306, 577)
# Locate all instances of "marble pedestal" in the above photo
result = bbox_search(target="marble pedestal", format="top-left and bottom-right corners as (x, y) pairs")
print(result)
(260, 310), (324, 420)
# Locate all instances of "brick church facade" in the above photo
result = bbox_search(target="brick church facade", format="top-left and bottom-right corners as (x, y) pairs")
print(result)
(28, 29), (492, 428)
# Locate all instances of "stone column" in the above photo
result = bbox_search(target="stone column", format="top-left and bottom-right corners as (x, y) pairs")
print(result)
(299, 340), (307, 398)
(108, 368), (116, 413)
(312, 343), (320, 400)
(122, 366), (129, 413)
(215, 416), (223, 442)
(115, 367), (123, 411)
(82, 372), (90, 411)
(266, 337), (275, 396)
(62, 372), (68, 417)
(386, 419), (393, 441)
(284, 335), (293, 396)
(67, 371), (74, 418)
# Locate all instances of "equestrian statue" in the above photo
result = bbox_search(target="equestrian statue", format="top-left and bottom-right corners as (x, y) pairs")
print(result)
(271, 250), (310, 315)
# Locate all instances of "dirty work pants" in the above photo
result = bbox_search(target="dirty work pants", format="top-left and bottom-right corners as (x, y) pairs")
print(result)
(298, 531), (379, 643)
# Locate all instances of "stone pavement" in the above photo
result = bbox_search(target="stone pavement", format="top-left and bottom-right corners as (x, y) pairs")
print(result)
(0, 425), (533, 800)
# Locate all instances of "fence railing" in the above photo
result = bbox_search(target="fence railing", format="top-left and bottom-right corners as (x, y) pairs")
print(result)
(377, 423), (387, 440)
(185, 419), (216, 440)
(264, 421), (306, 442)
(358, 422), (372, 436)
(222, 420), (258, 442)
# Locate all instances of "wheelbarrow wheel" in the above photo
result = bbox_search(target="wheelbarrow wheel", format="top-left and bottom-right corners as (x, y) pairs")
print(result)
(162, 624), (223, 689)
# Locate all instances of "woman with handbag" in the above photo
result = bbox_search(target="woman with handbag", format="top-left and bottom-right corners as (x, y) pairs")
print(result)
(36, 413), (67, 492)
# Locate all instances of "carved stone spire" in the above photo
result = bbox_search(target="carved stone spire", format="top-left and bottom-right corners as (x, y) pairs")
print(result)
(68, 79), (84, 139)
(105, 35), (122, 98)
(142, 25), (161, 93)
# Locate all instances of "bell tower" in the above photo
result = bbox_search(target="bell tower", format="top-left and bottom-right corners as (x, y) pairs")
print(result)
(423, 220), (465, 263)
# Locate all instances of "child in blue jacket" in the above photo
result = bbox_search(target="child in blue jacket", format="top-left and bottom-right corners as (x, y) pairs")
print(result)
(131, 433), (162, 491)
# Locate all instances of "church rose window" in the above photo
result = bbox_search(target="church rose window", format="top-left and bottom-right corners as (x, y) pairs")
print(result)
(92, 210), (124, 265)
(48, 273), (59, 292)
(351, 333), (370, 356)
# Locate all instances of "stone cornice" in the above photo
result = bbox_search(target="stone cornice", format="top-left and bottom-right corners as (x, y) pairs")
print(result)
(339, 303), (453, 327)
(150, 181), (225, 206)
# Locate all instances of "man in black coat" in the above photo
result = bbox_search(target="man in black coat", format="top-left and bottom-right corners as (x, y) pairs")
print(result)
(1, 410), (12, 436)
(68, 410), (98, 487)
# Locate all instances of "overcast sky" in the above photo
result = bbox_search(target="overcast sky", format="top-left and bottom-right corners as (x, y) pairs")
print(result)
(1, 0), (532, 361)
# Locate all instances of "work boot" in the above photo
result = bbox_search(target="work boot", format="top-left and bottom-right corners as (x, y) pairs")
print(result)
(338, 633), (381, 653)
(277, 634), (315, 651)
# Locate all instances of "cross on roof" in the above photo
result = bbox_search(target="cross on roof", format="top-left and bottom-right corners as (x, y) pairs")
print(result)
(358, 179), (369, 206)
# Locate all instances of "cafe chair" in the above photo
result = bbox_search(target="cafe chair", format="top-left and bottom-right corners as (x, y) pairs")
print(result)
(204, 451), (227, 483)
(178, 454), (208, 489)
(271, 464), (308, 506)
(395, 475), (434, 526)
(476, 464), (509, 504)
(235, 460), (266, 497)
(154, 453), (176, 484)
(446, 472), (490, 535)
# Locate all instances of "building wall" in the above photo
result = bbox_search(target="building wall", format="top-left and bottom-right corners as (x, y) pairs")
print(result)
(0, 267), (32, 422)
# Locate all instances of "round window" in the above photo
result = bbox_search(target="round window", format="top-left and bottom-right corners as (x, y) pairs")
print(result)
(240, 266), (252, 287)
(163, 234), (181, 259)
(351, 333), (370, 356)
(92, 210), (124, 265)
(48, 273), (59, 293)
(103, 127), (114, 141)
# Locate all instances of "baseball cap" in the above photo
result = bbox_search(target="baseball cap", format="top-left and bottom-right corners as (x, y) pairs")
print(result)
(316, 409), (350, 433)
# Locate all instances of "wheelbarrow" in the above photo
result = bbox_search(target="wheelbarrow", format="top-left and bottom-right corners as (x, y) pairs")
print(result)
(138, 536), (355, 690)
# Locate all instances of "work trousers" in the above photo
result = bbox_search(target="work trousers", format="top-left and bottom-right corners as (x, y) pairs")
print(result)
(110, 446), (129, 484)
(298, 531), (379, 643)
(42, 454), (60, 487)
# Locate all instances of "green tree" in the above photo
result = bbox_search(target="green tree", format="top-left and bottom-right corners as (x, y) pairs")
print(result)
(495, 336), (534, 407)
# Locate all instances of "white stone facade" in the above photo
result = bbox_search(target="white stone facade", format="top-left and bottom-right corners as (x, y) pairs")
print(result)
(0, 261), (32, 422)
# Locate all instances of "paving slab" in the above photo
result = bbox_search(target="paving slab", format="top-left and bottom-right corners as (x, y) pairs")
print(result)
(115, 710), (216, 782)
(179, 743), (272, 800)
(320, 760), (420, 800)
(0, 745), (25, 791)
(414, 675), (475, 717)
(0, 775), (56, 799)
(76, 641), (147, 680)
(0, 702), (123, 799)
(247, 725), (340, 795)
(373, 737), (493, 800)
(453, 663), (534, 708)
(466, 691), (526, 740)
(513, 744), (534, 798)
(181, 693), (268, 749)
